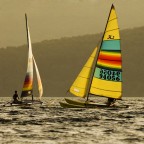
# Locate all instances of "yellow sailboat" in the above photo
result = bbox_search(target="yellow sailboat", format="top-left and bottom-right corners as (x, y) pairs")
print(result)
(60, 4), (126, 108)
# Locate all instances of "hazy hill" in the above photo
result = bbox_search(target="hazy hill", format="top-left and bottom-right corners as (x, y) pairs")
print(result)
(0, 26), (144, 98)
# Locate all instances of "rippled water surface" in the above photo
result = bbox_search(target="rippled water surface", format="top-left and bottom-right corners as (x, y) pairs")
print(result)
(0, 97), (144, 144)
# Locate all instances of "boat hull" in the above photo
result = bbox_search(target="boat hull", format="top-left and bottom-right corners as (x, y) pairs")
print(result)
(59, 102), (85, 108)
(59, 98), (129, 108)
(65, 98), (107, 108)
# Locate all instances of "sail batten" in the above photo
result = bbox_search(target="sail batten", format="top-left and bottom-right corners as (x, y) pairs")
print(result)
(108, 17), (117, 21)
(105, 28), (119, 33)
(90, 87), (121, 92)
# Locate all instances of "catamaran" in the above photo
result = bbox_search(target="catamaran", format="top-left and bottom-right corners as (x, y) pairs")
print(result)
(59, 4), (127, 108)
(4, 14), (43, 106)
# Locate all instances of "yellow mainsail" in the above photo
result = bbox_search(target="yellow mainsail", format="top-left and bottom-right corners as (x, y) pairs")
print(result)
(69, 4), (122, 100)
(70, 48), (97, 98)
(90, 5), (122, 99)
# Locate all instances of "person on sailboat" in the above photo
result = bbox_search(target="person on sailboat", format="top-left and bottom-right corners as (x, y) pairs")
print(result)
(106, 98), (116, 106)
(13, 91), (21, 104)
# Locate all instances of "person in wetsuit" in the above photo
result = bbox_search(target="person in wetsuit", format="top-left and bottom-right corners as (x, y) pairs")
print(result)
(106, 98), (116, 106)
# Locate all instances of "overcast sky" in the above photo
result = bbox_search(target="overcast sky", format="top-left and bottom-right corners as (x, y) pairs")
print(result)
(0, 0), (144, 48)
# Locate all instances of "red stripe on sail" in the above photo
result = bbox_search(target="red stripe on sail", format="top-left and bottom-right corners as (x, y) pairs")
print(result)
(99, 52), (121, 61)
(97, 59), (121, 69)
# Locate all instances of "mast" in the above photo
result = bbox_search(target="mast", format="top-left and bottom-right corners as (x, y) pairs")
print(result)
(85, 4), (115, 101)
(85, 41), (101, 101)
(25, 14), (29, 51)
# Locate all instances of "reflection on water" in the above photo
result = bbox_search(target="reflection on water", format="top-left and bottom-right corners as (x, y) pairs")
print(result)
(0, 97), (144, 144)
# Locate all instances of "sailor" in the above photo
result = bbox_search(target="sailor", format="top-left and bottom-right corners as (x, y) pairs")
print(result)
(13, 91), (21, 104)
(106, 98), (116, 106)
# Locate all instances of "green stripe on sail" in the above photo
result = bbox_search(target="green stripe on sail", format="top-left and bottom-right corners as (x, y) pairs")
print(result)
(101, 40), (120, 51)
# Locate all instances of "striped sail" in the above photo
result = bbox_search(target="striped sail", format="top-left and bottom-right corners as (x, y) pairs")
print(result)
(90, 5), (122, 99)
(21, 14), (33, 97)
(70, 48), (97, 98)
(33, 57), (43, 99)
(21, 25), (33, 97)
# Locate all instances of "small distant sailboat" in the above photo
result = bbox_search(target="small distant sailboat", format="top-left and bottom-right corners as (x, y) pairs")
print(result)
(3, 14), (43, 107)
(60, 4), (126, 108)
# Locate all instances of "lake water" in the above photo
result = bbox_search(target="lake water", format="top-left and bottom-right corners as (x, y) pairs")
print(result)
(0, 97), (144, 144)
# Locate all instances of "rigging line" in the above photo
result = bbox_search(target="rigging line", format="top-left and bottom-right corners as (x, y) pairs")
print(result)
(108, 17), (117, 22)
(66, 89), (69, 94)
(105, 28), (119, 33)
(78, 76), (89, 79)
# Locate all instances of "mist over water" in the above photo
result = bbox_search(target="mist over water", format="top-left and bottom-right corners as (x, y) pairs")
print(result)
(0, 97), (143, 144)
